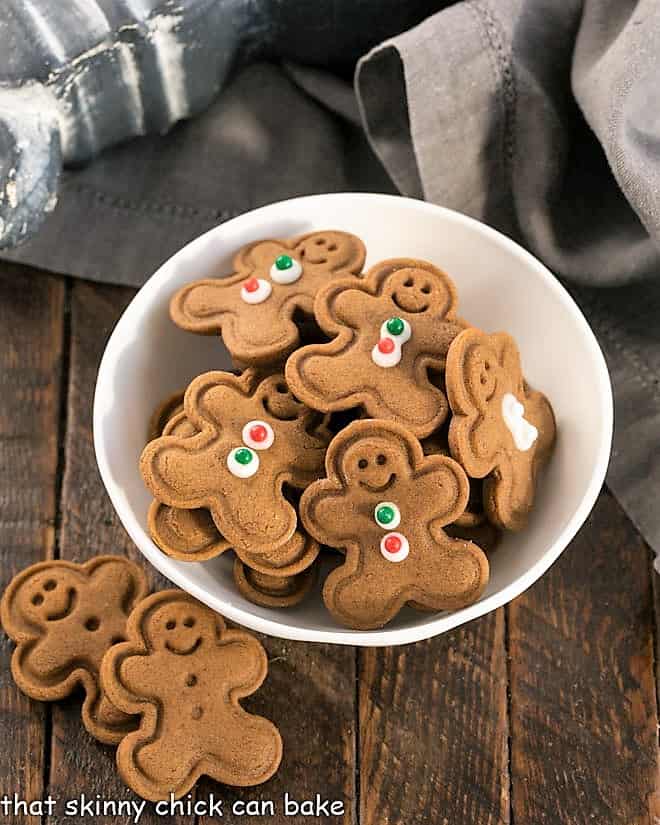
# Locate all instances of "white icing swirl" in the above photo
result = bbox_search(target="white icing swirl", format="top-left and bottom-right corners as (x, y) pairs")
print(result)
(501, 392), (538, 451)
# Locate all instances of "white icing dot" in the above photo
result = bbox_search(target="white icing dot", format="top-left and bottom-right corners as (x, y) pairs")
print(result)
(501, 392), (539, 451)
(374, 501), (401, 529)
(242, 419), (275, 450)
(381, 317), (411, 344)
(227, 447), (260, 478)
(371, 339), (403, 368)
(380, 532), (410, 563)
(270, 258), (303, 284)
(241, 278), (272, 304)
(371, 318), (412, 368)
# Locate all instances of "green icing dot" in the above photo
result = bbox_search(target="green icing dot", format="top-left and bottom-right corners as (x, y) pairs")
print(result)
(234, 447), (254, 465)
(275, 254), (293, 271)
(386, 317), (405, 336)
(376, 505), (396, 526)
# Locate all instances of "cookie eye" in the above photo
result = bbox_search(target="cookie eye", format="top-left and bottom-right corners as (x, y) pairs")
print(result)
(374, 502), (401, 529)
(270, 254), (303, 284)
(43, 580), (57, 591)
(421, 284), (431, 294)
(183, 617), (195, 628)
(404, 277), (414, 287)
(242, 420), (274, 450)
(227, 446), (260, 478)
(358, 458), (369, 470)
(166, 619), (176, 630)
(376, 454), (387, 465)
(84, 617), (100, 632)
(32, 594), (44, 606)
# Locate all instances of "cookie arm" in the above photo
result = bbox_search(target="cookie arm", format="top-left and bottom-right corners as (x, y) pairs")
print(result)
(170, 277), (244, 334)
(299, 482), (354, 547)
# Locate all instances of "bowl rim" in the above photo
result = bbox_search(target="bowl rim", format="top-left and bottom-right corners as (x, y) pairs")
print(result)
(93, 192), (613, 647)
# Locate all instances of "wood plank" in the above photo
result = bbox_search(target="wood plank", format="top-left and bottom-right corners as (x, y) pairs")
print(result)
(197, 637), (357, 825)
(509, 487), (659, 825)
(359, 611), (510, 825)
(0, 265), (65, 824)
(46, 280), (191, 824)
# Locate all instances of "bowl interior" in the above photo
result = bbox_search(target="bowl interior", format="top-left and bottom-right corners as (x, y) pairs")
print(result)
(94, 193), (612, 646)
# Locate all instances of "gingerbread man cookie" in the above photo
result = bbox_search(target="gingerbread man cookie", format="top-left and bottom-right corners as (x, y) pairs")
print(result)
(286, 258), (467, 438)
(141, 370), (330, 554)
(300, 420), (489, 630)
(233, 560), (316, 608)
(170, 231), (366, 366)
(0, 556), (149, 743)
(148, 501), (231, 562)
(101, 590), (282, 800)
(149, 500), (319, 575)
(446, 328), (556, 530)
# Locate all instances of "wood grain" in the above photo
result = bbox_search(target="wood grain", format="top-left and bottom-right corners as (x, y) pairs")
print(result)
(45, 281), (191, 825)
(197, 637), (357, 825)
(359, 610), (510, 825)
(509, 488), (660, 825)
(0, 265), (65, 824)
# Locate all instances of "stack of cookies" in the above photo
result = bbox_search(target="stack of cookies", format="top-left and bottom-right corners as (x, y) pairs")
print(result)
(1, 557), (282, 799)
(143, 230), (556, 630)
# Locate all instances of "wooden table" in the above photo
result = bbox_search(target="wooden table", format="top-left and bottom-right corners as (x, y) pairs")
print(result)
(0, 264), (658, 825)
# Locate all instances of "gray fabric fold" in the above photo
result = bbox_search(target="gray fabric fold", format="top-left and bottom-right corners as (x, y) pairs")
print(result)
(356, 0), (660, 554)
(356, 0), (660, 286)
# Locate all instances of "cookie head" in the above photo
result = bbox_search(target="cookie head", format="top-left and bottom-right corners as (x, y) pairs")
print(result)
(338, 433), (412, 493)
(10, 569), (79, 630)
(144, 601), (220, 656)
(383, 266), (453, 316)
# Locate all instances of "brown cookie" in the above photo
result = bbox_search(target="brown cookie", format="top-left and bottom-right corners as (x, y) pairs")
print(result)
(446, 328), (556, 530)
(445, 519), (502, 554)
(170, 231), (366, 366)
(148, 391), (185, 441)
(0, 556), (149, 743)
(233, 560), (316, 608)
(162, 410), (197, 438)
(101, 590), (282, 800)
(141, 370), (330, 554)
(148, 501), (231, 562)
(285, 258), (467, 438)
(149, 499), (320, 575)
(300, 419), (489, 630)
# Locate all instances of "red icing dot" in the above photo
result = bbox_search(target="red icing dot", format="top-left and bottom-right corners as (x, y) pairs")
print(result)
(377, 337), (396, 354)
(244, 277), (259, 293)
(383, 534), (402, 554)
(249, 424), (268, 443)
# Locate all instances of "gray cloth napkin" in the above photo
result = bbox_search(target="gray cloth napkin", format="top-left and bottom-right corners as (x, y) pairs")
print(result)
(3, 0), (660, 554)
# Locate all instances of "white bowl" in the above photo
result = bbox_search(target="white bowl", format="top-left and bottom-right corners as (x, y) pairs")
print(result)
(94, 193), (613, 646)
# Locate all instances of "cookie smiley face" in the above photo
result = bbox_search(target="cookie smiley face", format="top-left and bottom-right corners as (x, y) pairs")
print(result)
(285, 258), (467, 438)
(0, 556), (149, 744)
(140, 370), (330, 555)
(300, 420), (489, 630)
(142, 600), (215, 658)
(446, 328), (556, 530)
(170, 231), (366, 366)
(101, 591), (283, 801)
